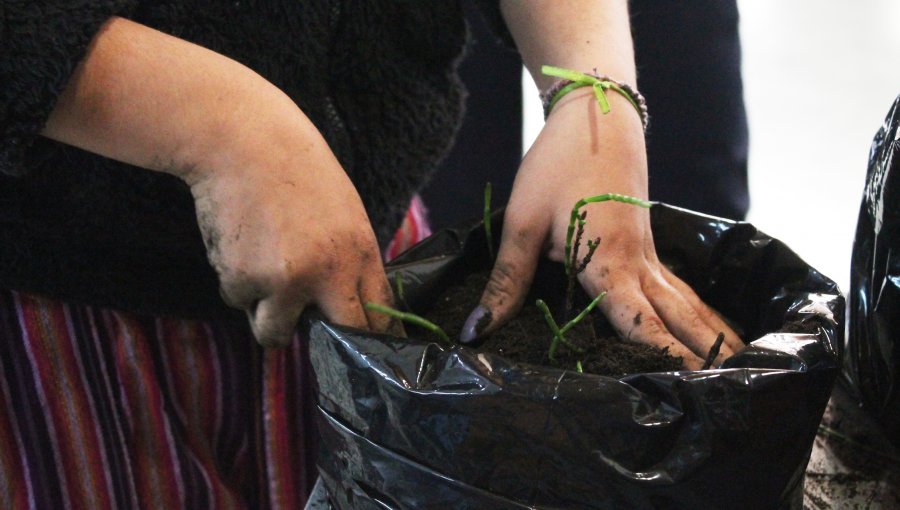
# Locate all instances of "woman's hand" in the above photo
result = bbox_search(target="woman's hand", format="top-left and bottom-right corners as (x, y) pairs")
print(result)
(463, 88), (742, 370)
(457, 0), (743, 370)
(42, 17), (399, 346)
(185, 108), (399, 347)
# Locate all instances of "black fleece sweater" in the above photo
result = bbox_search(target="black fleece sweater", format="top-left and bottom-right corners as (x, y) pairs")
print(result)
(0, 1), (469, 318)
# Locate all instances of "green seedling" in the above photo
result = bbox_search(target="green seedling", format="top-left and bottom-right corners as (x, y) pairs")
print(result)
(364, 302), (450, 345)
(395, 273), (405, 302)
(393, 272), (410, 311)
(576, 361), (584, 374)
(483, 181), (494, 260)
(537, 292), (606, 362)
(564, 194), (652, 277)
(536, 299), (581, 359)
(565, 210), (600, 319)
(538, 193), (650, 369)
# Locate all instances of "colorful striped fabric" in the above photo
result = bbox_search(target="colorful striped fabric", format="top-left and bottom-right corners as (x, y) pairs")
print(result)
(0, 290), (318, 509)
(0, 198), (431, 509)
(384, 195), (432, 262)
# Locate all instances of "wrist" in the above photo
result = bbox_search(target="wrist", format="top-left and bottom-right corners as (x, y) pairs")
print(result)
(525, 89), (649, 200)
(540, 66), (648, 130)
(544, 87), (646, 146)
(175, 78), (305, 186)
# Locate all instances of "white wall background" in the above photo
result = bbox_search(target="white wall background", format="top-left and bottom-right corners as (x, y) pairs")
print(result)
(522, 0), (900, 295)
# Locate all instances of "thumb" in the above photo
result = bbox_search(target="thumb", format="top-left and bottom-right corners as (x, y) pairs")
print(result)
(248, 294), (305, 348)
(460, 221), (543, 343)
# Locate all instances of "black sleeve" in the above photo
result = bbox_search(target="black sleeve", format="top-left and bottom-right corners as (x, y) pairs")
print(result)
(0, 0), (137, 176)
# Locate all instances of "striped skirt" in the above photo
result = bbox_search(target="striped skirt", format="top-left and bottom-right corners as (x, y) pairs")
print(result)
(0, 198), (431, 509)
(0, 290), (317, 509)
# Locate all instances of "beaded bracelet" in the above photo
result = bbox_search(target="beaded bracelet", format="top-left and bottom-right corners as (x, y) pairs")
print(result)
(539, 65), (648, 130)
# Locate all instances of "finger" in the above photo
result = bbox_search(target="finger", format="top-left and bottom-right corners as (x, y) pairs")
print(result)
(315, 280), (370, 331)
(643, 278), (735, 366)
(660, 267), (744, 353)
(599, 284), (706, 371)
(218, 276), (265, 311)
(249, 294), (306, 348)
(359, 272), (405, 336)
(460, 219), (543, 343)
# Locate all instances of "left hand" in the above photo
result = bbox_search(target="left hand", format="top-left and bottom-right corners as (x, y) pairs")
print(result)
(460, 89), (742, 370)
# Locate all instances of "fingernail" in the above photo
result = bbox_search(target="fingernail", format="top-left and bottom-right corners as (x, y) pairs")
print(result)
(460, 304), (492, 344)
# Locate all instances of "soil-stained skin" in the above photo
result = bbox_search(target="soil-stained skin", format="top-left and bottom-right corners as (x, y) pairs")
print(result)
(194, 197), (265, 309)
(483, 259), (522, 309)
(475, 309), (493, 335)
(196, 203), (221, 258)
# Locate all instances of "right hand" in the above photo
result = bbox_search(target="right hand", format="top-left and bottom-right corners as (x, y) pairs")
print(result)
(40, 17), (399, 347)
(184, 104), (401, 347)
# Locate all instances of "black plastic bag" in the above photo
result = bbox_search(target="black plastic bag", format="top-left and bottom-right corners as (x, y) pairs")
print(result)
(306, 204), (843, 509)
(845, 94), (900, 444)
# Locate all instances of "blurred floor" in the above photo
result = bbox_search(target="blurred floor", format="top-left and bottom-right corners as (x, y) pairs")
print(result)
(805, 383), (900, 509)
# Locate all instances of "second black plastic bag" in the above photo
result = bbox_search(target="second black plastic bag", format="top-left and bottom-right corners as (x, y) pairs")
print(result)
(307, 204), (843, 509)
(845, 94), (900, 445)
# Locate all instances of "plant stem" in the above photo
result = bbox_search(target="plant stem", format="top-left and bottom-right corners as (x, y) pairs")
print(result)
(364, 302), (450, 345)
(564, 194), (652, 276)
(394, 273), (407, 307)
(701, 332), (726, 370)
(565, 211), (586, 320)
(536, 299), (584, 361)
(578, 238), (601, 275)
(565, 214), (602, 322)
(483, 182), (494, 260)
(559, 292), (606, 337)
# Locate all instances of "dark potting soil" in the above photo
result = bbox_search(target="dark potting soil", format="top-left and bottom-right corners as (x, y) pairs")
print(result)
(410, 271), (684, 377)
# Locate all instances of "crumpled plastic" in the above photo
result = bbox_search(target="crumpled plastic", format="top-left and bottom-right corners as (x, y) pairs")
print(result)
(306, 203), (844, 509)
(845, 94), (900, 444)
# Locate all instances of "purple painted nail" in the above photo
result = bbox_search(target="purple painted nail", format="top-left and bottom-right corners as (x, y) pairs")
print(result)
(459, 304), (492, 344)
